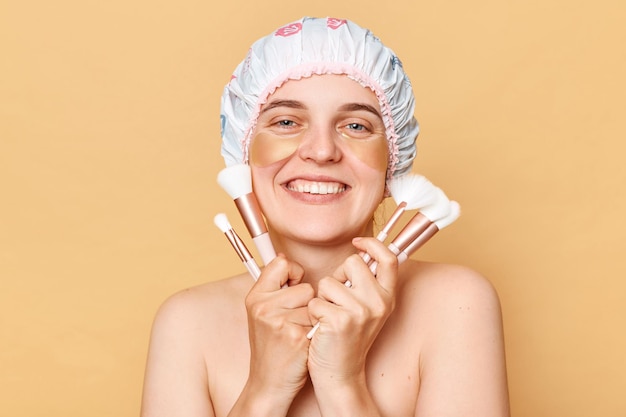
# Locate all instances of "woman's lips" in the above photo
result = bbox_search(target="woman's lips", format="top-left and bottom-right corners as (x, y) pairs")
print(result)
(284, 179), (348, 195)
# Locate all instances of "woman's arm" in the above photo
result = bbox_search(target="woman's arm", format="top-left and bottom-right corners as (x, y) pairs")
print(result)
(141, 290), (215, 417)
(414, 266), (510, 417)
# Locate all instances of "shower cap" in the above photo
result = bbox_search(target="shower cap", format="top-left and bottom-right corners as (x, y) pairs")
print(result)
(220, 16), (419, 180)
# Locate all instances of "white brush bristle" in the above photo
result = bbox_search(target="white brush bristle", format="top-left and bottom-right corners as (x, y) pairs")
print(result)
(388, 173), (438, 210)
(434, 200), (461, 229)
(213, 213), (232, 233)
(419, 187), (452, 222)
(217, 164), (252, 199)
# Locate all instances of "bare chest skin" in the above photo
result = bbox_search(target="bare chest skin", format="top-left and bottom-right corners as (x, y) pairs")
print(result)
(204, 275), (423, 417)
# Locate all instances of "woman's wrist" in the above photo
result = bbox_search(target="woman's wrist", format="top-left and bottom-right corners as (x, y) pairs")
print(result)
(311, 372), (381, 417)
(228, 380), (296, 417)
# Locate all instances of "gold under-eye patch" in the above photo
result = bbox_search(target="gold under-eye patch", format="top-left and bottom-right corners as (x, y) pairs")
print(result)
(249, 130), (388, 172)
(341, 132), (388, 172)
(249, 133), (301, 167)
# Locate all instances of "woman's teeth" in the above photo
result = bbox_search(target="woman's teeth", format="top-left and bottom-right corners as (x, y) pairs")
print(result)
(287, 180), (346, 195)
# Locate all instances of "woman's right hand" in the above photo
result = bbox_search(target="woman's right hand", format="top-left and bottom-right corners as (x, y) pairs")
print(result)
(235, 254), (314, 415)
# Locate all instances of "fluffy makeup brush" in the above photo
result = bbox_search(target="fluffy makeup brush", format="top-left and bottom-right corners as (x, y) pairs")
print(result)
(381, 173), (438, 241)
(217, 164), (277, 266)
(397, 200), (461, 264)
(214, 213), (261, 280)
(386, 187), (452, 257)
(360, 174), (438, 265)
(365, 186), (453, 273)
(366, 192), (458, 277)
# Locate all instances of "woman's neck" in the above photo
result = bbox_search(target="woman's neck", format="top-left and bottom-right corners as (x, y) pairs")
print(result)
(269, 231), (370, 289)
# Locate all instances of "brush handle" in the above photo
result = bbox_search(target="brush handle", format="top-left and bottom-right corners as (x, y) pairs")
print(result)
(306, 322), (320, 339)
(244, 259), (262, 280)
(252, 233), (277, 265)
(252, 233), (287, 288)
(361, 202), (407, 264)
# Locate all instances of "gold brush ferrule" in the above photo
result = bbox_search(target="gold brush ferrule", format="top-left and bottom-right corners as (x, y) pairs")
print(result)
(231, 228), (254, 262)
(402, 223), (439, 258)
(224, 230), (246, 262)
(388, 212), (432, 253)
(234, 193), (268, 238)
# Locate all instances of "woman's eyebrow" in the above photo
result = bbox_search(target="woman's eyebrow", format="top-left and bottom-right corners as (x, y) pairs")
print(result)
(260, 99), (307, 113)
(339, 103), (382, 117)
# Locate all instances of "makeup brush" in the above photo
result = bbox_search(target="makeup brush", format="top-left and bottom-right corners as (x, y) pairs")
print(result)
(381, 173), (438, 240)
(365, 187), (452, 274)
(397, 200), (461, 264)
(360, 174), (438, 265)
(214, 213), (261, 280)
(217, 164), (277, 266)
(386, 187), (452, 257)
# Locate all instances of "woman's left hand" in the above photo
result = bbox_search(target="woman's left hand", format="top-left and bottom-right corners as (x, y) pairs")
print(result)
(306, 236), (399, 388)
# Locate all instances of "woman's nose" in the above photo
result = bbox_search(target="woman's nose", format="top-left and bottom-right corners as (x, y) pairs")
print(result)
(297, 126), (342, 164)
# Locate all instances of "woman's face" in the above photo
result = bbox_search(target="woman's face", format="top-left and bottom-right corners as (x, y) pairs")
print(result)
(249, 74), (388, 246)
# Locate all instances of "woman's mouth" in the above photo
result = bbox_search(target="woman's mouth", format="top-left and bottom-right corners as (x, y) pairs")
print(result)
(285, 179), (347, 195)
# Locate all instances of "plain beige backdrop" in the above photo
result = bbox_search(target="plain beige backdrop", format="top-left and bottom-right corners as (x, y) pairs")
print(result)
(1, 0), (625, 416)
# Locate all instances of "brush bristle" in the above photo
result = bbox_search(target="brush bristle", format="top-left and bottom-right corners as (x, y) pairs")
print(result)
(419, 187), (452, 222)
(213, 213), (232, 233)
(217, 164), (252, 199)
(434, 200), (461, 229)
(388, 173), (437, 210)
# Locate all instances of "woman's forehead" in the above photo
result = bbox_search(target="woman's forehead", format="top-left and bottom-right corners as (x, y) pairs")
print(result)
(263, 74), (381, 111)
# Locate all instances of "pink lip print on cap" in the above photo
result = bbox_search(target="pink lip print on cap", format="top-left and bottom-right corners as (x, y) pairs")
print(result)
(327, 18), (347, 29)
(275, 23), (302, 37)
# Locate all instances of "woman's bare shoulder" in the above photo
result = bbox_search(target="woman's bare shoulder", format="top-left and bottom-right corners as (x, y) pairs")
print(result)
(149, 273), (252, 339)
(398, 260), (501, 310)
(166, 273), (252, 306)
(397, 260), (506, 369)
(393, 260), (504, 345)
(396, 261), (510, 415)
(142, 274), (254, 416)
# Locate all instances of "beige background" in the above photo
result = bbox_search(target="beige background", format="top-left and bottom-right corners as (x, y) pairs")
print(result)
(1, 0), (625, 415)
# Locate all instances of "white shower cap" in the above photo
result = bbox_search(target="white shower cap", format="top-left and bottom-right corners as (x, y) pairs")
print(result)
(220, 16), (419, 180)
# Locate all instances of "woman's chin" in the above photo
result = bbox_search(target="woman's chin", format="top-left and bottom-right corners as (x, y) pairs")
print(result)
(272, 220), (369, 248)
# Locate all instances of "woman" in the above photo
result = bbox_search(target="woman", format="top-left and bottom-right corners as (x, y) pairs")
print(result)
(141, 17), (509, 417)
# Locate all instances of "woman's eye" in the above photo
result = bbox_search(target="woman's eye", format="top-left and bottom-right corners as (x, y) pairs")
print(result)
(344, 122), (373, 134)
(277, 119), (296, 127)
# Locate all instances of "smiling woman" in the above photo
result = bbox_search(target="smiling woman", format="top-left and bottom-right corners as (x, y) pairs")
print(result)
(141, 17), (510, 417)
